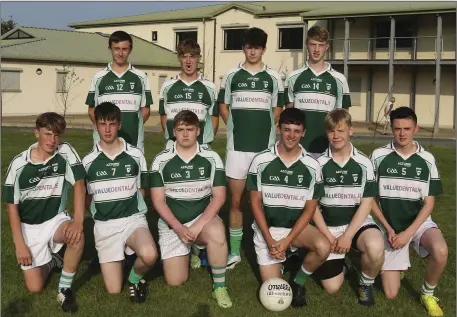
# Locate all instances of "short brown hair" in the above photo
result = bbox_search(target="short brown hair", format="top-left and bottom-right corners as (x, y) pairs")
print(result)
(177, 39), (201, 57)
(325, 109), (352, 131)
(307, 25), (329, 43)
(35, 112), (66, 135)
(174, 110), (199, 128)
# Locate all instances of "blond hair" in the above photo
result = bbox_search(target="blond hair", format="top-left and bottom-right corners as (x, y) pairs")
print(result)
(324, 109), (352, 131)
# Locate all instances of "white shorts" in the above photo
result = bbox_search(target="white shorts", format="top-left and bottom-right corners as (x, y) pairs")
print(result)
(326, 216), (379, 261)
(158, 214), (217, 260)
(225, 150), (257, 180)
(382, 217), (438, 271)
(94, 213), (149, 264)
(21, 212), (71, 270)
(165, 140), (209, 150)
(252, 222), (298, 266)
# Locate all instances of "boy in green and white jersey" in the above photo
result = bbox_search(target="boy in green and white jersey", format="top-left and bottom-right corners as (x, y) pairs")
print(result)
(312, 109), (384, 306)
(150, 110), (232, 308)
(83, 102), (158, 303)
(371, 107), (447, 317)
(3, 112), (85, 313)
(218, 27), (285, 268)
(160, 39), (219, 149)
(285, 26), (351, 158)
(87, 31), (153, 153)
(246, 108), (330, 308)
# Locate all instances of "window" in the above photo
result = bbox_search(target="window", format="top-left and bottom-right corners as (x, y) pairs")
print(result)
(375, 18), (415, 49)
(348, 78), (362, 106)
(224, 28), (247, 51)
(1, 69), (21, 92)
(175, 30), (197, 50)
(278, 27), (303, 50)
(3, 30), (33, 40)
(158, 75), (167, 92)
(152, 31), (158, 42)
(56, 71), (69, 93)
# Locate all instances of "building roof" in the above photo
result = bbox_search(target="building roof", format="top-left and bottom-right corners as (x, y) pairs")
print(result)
(299, 1), (455, 19)
(68, 1), (456, 28)
(1, 26), (181, 68)
(68, 2), (318, 28)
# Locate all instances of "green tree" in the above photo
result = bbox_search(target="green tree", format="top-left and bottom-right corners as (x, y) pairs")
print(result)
(1, 16), (16, 35)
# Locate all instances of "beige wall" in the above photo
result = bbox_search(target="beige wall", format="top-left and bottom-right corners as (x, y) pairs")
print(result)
(1, 61), (177, 116)
(415, 67), (455, 128)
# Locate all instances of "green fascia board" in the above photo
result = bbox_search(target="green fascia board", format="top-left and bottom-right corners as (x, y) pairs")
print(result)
(1, 26), (181, 68)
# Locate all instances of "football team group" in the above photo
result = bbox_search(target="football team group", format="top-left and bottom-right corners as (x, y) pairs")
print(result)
(3, 25), (448, 316)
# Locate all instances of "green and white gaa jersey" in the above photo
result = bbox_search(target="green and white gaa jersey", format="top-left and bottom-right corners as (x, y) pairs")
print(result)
(86, 63), (153, 149)
(217, 64), (285, 153)
(285, 63), (351, 154)
(246, 142), (324, 228)
(371, 141), (443, 233)
(317, 145), (377, 227)
(2, 142), (86, 225)
(82, 138), (149, 221)
(149, 143), (226, 224)
(159, 74), (218, 145)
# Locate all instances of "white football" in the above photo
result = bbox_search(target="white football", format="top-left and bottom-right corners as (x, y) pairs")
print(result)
(259, 278), (293, 311)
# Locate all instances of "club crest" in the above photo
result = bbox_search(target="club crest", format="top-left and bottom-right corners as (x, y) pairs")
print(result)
(416, 167), (422, 176)
(298, 175), (303, 184)
(326, 83), (331, 91)
(130, 82), (135, 90)
(199, 167), (205, 176)
(352, 173), (358, 182)
(125, 165), (131, 173)
(198, 92), (203, 100)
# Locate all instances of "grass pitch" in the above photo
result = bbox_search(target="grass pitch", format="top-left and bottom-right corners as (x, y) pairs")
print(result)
(1, 129), (455, 317)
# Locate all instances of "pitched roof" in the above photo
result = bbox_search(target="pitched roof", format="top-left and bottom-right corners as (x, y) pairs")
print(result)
(299, 1), (455, 19)
(1, 26), (181, 68)
(68, 2), (313, 28)
(68, 1), (456, 28)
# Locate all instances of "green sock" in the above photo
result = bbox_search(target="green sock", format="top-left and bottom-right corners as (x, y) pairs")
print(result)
(58, 270), (75, 292)
(128, 267), (144, 285)
(212, 266), (226, 289)
(229, 227), (243, 255)
(294, 265), (312, 286)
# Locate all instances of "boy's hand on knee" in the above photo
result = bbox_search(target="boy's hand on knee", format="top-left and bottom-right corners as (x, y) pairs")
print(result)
(16, 242), (32, 266)
(64, 221), (83, 245)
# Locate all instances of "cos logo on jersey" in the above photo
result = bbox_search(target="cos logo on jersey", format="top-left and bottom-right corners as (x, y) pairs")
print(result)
(269, 176), (280, 181)
(96, 171), (108, 176)
(387, 168), (398, 174)
(105, 86), (115, 90)
(29, 177), (41, 183)
(326, 178), (337, 183)
(301, 84), (311, 89)
(174, 94), (183, 99)
(238, 83), (248, 88)
(171, 173), (182, 178)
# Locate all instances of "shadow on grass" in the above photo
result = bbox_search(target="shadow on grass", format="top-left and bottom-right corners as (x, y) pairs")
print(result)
(402, 277), (421, 301)
(2, 297), (32, 317)
(190, 304), (211, 317)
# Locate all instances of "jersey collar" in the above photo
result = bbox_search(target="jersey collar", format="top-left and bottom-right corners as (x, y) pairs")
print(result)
(95, 137), (128, 160)
(324, 143), (356, 167)
(238, 62), (267, 75)
(388, 140), (423, 160)
(271, 141), (307, 168)
(107, 63), (132, 77)
(172, 141), (201, 164)
(303, 62), (332, 76)
(25, 142), (59, 165)
(174, 73), (204, 86)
